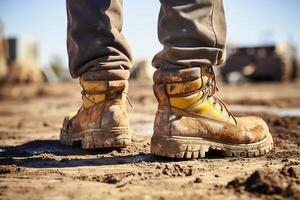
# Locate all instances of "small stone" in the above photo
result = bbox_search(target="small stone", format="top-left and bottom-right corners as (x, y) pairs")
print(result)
(194, 177), (202, 183)
(43, 122), (50, 127)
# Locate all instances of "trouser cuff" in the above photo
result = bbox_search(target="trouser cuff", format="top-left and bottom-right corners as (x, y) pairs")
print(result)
(152, 47), (226, 70)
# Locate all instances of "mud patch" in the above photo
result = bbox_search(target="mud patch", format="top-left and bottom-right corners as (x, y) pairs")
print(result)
(227, 166), (300, 199)
(102, 172), (136, 184)
(161, 164), (194, 177)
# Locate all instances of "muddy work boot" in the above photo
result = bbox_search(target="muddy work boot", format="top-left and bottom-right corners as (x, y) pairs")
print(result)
(151, 66), (273, 158)
(60, 75), (131, 149)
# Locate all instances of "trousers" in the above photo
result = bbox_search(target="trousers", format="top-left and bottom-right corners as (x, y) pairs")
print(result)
(66, 0), (227, 79)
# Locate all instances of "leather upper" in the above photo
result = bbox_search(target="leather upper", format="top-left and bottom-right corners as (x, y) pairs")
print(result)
(62, 77), (129, 134)
(153, 66), (268, 144)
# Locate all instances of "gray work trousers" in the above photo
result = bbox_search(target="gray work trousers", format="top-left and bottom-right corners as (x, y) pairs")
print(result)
(66, 0), (227, 79)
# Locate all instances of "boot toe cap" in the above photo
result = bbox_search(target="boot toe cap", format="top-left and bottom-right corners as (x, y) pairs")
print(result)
(236, 116), (270, 143)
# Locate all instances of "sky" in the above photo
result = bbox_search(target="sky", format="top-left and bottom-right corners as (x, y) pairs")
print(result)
(0, 0), (299, 68)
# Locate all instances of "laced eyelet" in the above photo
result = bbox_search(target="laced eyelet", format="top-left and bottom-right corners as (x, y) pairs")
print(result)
(203, 66), (237, 124)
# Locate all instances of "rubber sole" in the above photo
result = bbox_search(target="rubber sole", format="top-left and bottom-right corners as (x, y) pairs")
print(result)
(60, 128), (131, 149)
(150, 132), (273, 158)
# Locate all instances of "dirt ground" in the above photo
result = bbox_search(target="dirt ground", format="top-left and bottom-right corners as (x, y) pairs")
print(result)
(0, 80), (300, 200)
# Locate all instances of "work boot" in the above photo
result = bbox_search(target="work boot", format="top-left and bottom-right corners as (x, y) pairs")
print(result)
(151, 66), (273, 158)
(60, 74), (131, 149)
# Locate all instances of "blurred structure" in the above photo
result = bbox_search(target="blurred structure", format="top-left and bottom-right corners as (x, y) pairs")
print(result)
(4, 38), (43, 83)
(48, 55), (71, 81)
(221, 44), (299, 83)
(0, 20), (44, 84)
(0, 21), (8, 82)
(131, 59), (155, 81)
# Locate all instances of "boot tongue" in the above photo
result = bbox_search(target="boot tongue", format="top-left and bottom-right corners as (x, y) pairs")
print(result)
(201, 66), (237, 125)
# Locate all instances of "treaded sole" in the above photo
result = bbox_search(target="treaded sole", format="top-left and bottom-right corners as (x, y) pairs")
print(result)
(150, 132), (273, 158)
(60, 128), (131, 149)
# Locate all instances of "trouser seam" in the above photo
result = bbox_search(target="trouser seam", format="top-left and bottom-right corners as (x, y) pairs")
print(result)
(210, 0), (218, 49)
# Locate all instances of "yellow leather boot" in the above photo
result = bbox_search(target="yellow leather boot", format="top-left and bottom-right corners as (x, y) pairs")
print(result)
(151, 66), (273, 158)
(60, 76), (130, 149)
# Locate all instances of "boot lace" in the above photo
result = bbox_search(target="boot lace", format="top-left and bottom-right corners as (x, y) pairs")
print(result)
(203, 66), (237, 124)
